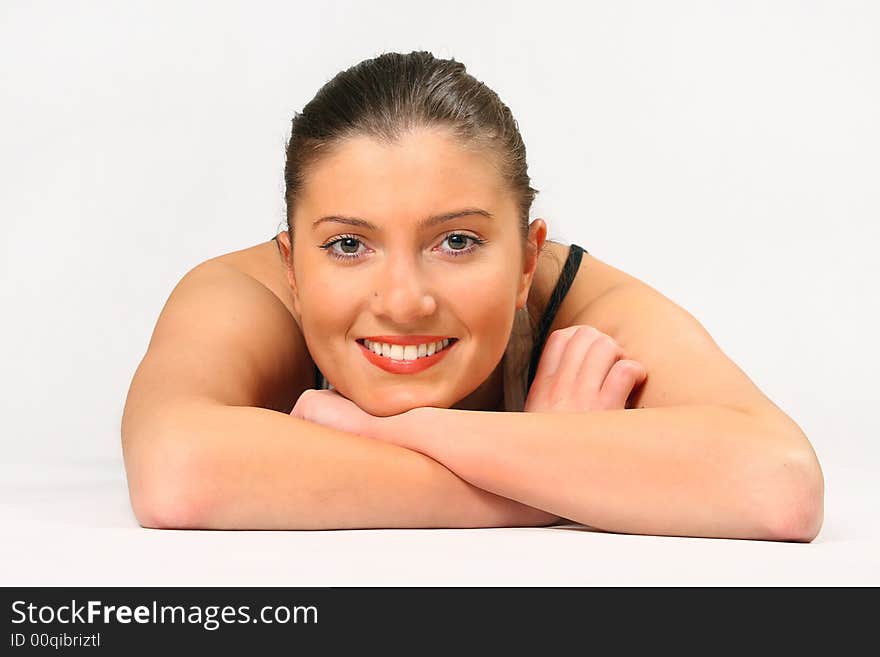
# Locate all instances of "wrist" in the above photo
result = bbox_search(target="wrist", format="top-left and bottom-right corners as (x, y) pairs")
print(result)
(371, 405), (435, 452)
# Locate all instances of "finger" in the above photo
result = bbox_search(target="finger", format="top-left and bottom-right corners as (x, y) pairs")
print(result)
(526, 327), (580, 410)
(532, 325), (581, 381)
(290, 396), (310, 419)
(599, 359), (647, 409)
(552, 327), (606, 395)
(573, 333), (623, 398)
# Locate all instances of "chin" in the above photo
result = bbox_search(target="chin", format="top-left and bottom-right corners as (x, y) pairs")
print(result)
(365, 396), (448, 418)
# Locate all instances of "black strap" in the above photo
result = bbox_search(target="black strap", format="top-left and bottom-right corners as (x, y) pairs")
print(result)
(527, 244), (586, 389)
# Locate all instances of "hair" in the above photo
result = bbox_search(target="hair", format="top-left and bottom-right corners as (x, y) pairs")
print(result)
(280, 50), (563, 411)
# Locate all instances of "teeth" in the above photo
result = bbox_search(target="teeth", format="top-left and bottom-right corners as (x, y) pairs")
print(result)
(364, 339), (453, 361)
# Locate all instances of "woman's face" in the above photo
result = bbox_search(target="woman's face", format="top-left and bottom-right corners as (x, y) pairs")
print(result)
(281, 127), (545, 417)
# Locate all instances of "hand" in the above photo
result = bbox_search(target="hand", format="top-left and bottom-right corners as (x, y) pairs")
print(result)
(291, 388), (385, 439)
(524, 324), (647, 413)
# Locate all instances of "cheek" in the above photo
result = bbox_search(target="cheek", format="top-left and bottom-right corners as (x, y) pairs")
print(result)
(445, 274), (516, 364)
(298, 269), (358, 327)
(449, 266), (516, 319)
(295, 276), (363, 370)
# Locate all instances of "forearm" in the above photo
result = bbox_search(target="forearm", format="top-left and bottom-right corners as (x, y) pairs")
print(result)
(123, 400), (558, 530)
(383, 405), (824, 541)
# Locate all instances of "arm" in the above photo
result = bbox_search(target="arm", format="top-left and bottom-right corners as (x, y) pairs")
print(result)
(122, 395), (560, 530)
(374, 405), (824, 542)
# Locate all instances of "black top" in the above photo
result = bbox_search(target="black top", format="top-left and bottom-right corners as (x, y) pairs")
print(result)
(270, 236), (585, 397)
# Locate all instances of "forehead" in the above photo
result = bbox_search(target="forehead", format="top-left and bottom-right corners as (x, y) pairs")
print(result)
(297, 128), (510, 221)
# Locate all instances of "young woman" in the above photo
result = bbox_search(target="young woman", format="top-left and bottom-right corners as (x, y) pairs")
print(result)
(121, 51), (824, 541)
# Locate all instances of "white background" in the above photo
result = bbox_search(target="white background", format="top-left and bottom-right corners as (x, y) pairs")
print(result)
(1, 1), (877, 584)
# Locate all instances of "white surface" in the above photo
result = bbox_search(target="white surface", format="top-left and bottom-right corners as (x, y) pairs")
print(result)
(1, 459), (876, 586)
(1, 2), (878, 585)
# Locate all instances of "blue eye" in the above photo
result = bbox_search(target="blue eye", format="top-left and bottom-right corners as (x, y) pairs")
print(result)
(318, 232), (486, 262)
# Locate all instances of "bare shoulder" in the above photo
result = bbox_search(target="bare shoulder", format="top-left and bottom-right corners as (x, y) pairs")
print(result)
(532, 240), (643, 335)
(123, 252), (314, 436)
(548, 245), (801, 421)
(208, 238), (300, 321)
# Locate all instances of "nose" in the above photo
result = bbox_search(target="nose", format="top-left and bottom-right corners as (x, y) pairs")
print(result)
(369, 253), (437, 324)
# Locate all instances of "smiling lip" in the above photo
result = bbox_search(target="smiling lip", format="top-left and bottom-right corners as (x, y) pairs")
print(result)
(356, 338), (457, 374)
(360, 335), (453, 345)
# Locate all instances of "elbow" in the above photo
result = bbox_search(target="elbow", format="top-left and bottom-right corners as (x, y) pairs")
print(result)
(124, 437), (211, 530)
(764, 448), (825, 543)
(131, 483), (207, 530)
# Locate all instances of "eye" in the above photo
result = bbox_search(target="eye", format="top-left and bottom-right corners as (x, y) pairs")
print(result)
(318, 232), (487, 262)
(318, 234), (367, 261)
(438, 232), (486, 257)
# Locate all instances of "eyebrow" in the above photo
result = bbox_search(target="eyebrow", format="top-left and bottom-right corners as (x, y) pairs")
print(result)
(311, 208), (494, 231)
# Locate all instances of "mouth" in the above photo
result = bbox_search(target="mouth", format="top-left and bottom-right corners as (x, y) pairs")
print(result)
(355, 337), (459, 374)
(356, 337), (458, 356)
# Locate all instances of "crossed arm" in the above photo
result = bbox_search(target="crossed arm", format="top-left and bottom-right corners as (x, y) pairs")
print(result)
(135, 264), (823, 539)
(362, 403), (823, 542)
